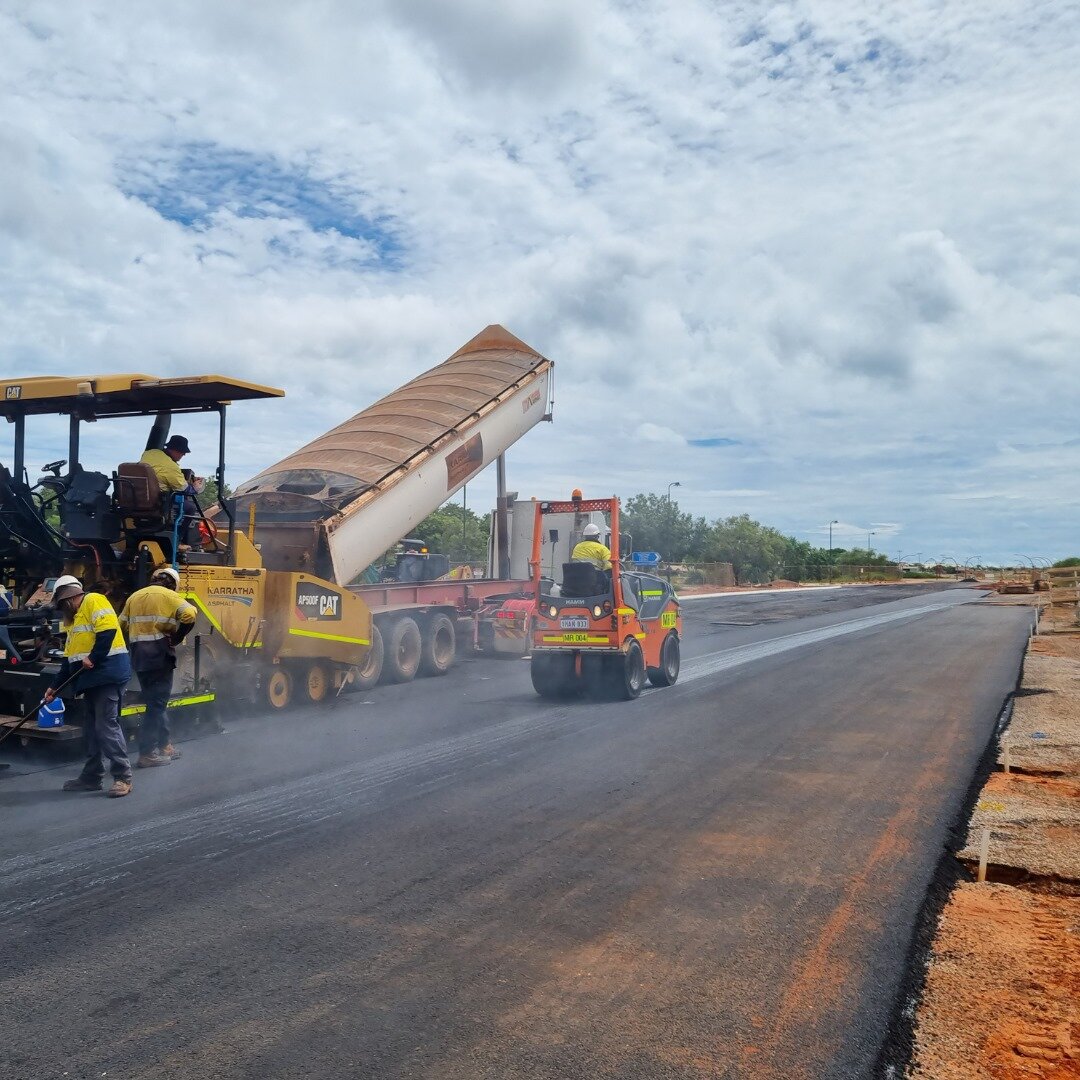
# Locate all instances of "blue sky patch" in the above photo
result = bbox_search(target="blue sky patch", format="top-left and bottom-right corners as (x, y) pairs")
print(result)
(119, 142), (402, 264)
(689, 437), (740, 448)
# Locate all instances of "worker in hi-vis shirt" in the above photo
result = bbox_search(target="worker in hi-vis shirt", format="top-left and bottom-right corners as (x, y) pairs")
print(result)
(571, 523), (612, 570)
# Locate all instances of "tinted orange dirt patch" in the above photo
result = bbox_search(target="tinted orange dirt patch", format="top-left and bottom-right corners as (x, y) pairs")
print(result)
(908, 883), (1080, 1079)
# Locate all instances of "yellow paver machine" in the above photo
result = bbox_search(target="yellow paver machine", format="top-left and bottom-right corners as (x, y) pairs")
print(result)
(0, 373), (372, 740)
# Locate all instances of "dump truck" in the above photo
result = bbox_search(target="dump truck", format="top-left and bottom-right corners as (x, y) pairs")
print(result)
(0, 325), (554, 740)
(233, 324), (554, 703)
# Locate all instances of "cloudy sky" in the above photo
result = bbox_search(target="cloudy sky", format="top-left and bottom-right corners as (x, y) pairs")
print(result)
(2, 0), (1078, 565)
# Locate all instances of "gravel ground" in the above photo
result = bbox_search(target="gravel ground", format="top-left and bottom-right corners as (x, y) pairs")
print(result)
(908, 884), (1080, 1079)
(906, 604), (1080, 1079)
(960, 770), (1080, 882)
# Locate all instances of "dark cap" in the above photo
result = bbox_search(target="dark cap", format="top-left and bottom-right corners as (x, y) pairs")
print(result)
(164, 435), (190, 454)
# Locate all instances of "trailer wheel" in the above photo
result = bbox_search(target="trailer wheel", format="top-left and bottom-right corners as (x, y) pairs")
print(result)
(266, 668), (293, 710)
(608, 640), (646, 700)
(384, 617), (422, 683)
(647, 633), (681, 687)
(419, 614), (456, 677)
(305, 662), (332, 703)
(351, 624), (384, 691)
(530, 652), (579, 699)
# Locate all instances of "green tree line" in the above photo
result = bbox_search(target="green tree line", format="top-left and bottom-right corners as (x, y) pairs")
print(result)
(405, 495), (899, 584)
(618, 494), (892, 584)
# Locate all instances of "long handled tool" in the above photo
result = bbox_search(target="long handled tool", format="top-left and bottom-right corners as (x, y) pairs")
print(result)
(0, 667), (83, 758)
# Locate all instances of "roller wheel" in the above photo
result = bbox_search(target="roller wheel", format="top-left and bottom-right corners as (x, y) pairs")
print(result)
(384, 617), (422, 684)
(608, 640), (646, 700)
(305, 662), (332, 703)
(265, 668), (293, 710)
(647, 633), (681, 687)
(530, 652), (579, 700)
(419, 614), (456, 677)
(351, 624), (384, 691)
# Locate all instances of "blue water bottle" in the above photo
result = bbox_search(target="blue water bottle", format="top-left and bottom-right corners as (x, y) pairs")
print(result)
(37, 698), (65, 729)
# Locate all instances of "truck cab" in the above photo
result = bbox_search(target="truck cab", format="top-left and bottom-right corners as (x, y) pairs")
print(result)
(380, 539), (451, 584)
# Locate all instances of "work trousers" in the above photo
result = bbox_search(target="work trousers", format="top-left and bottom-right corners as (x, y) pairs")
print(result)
(77, 684), (131, 782)
(136, 666), (174, 754)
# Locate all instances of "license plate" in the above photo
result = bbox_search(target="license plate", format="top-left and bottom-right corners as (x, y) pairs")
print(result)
(560, 617), (589, 629)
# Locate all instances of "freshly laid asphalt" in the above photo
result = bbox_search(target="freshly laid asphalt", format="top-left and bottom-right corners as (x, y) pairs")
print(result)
(0, 583), (1032, 1079)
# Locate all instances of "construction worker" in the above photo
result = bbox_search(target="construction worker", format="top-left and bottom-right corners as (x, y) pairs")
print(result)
(571, 523), (612, 570)
(119, 567), (196, 768)
(46, 576), (133, 798)
(139, 435), (205, 544)
(140, 435), (202, 495)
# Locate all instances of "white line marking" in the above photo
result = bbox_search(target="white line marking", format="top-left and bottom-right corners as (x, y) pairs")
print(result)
(681, 586), (845, 601)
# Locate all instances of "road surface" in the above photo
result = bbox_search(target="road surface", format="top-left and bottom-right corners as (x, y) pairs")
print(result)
(0, 583), (1031, 1079)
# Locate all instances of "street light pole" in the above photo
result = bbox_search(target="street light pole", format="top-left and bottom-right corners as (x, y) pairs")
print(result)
(867, 530), (875, 556)
(828, 519), (839, 583)
(667, 481), (681, 503)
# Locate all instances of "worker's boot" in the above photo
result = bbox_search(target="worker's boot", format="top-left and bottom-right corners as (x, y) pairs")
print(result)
(136, 750), (172, 768)
(107, 778), (133, 798)
(62, 776), (102, 793)
(161, 743), (182, 760)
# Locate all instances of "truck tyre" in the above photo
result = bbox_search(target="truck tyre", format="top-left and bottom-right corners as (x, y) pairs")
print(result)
(530, 652), (578, 699)
(384, 617), (422, 683)
(647, 633), (681, 687)
(419, 613), (456, 677)
(351, 624), (384, 691)
(608, 640), (646, 700)
(305, 662), (332, 703)
(265, 667), (293, 710)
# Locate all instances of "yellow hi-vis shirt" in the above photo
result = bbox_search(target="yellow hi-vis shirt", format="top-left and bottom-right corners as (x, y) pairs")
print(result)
(139, 448), (187, 494)
(571, 540), (612, 570)
(63, 593), (127, 661)
(120, 584), (196, 671)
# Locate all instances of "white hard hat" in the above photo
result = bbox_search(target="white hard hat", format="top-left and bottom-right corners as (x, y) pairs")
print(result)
(153, 567), (180, 586)
(582, 523), (601, 538)
(51, 574), (84, 601)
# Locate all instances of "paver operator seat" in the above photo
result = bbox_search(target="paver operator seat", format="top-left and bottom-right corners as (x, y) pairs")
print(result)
(561, 560), (611, 599)
(114, 461), (168, 524)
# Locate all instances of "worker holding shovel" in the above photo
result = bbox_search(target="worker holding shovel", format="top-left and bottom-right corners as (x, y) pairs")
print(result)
(45, 576), (134, 798)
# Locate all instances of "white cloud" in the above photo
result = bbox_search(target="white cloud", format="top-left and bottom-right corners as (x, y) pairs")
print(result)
(636, 423), (687, 447)
(1, 1), (1079, 563)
